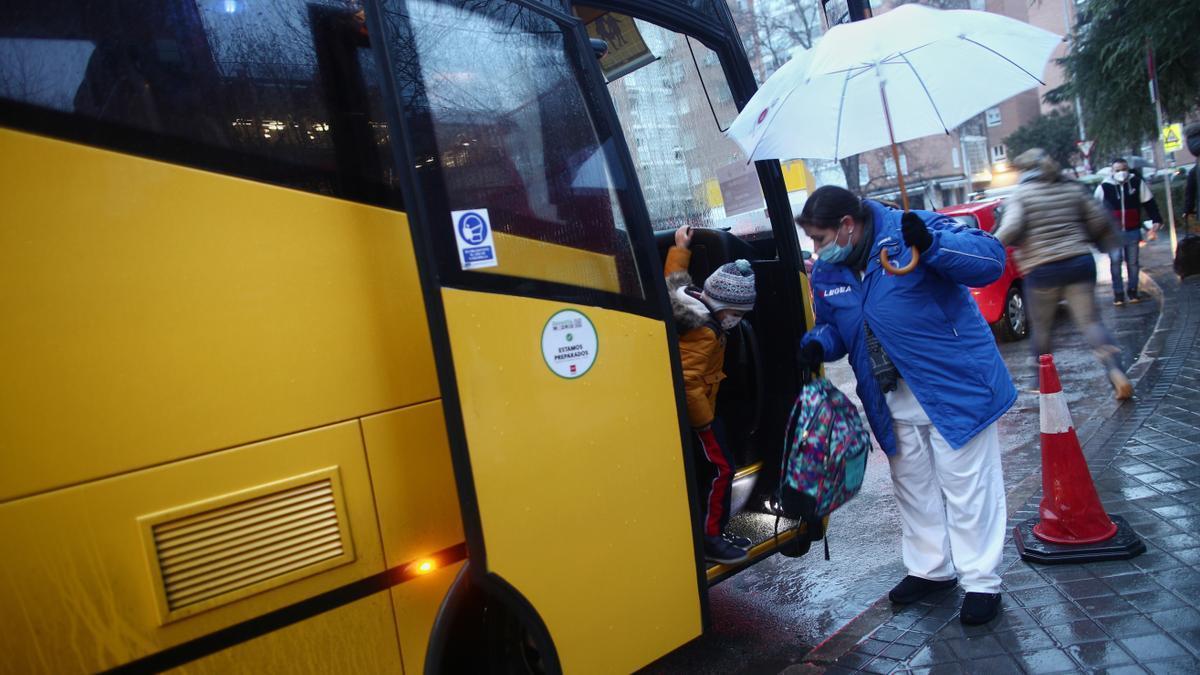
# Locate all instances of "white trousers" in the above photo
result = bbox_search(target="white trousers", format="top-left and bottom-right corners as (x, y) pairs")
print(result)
(886, 381), (1006, 593)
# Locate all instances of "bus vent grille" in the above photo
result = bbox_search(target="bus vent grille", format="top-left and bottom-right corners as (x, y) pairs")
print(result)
(150, 477), (347, 615)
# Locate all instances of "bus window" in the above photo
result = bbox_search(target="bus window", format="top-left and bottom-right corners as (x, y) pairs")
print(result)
(382, 0), (646, 299)
(0, 0), (398, 209)
(590, 13), (773, 240)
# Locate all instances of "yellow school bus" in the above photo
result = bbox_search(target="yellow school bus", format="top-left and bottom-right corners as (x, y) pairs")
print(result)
(0, 0), (816, 672)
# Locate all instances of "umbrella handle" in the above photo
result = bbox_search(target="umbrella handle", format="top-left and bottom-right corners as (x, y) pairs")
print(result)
(880, 246), (920, 275)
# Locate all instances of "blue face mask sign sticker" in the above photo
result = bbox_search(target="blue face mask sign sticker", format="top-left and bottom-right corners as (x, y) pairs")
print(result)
(541, 309), (598, 379)
(451, 209), (498, 270)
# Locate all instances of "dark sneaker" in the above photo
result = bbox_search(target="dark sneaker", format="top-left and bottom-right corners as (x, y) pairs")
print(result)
(888, 575), (957, 604)
(960, 592), (1002, 625)
(1128, 292), (1142, 304)
(723, 533), (752, 550)
(1113, 296), (1126, 307)
(704, 535), (749, 564)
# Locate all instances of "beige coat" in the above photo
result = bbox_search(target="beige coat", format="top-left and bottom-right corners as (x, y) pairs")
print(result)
(993, 178), (1118, 275)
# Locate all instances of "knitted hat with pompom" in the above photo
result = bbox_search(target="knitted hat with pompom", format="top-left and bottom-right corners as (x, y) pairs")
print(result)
(702, 259), (756, 312)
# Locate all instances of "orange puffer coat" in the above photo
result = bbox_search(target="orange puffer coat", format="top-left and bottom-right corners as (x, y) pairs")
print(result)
(665, 246), (726, 429)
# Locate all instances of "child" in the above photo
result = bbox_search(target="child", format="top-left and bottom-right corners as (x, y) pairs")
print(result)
(665, 225), (757, 564)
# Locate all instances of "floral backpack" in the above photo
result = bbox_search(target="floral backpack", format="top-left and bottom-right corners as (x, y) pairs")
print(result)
(774, 377), (871, 557)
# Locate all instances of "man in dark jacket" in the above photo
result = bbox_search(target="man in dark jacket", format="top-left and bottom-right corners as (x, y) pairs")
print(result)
(1094, 158), (1162, 305)
(1184, 123), (1200, 228)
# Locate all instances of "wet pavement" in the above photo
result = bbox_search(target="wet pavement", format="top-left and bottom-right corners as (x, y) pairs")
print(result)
(643, 240), (1187, 674)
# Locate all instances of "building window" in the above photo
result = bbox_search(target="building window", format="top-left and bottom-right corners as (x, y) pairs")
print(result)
(859, 163), (869, 185)
(952, 147), (961, 169)
(884, 154), (907, 178)
(991, 144), (1007, 163)
(986, 107), (1001, 127)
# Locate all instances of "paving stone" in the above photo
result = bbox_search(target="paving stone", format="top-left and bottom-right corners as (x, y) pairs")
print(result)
(1045, 618), (1110, 645)
(1011, 586), (1069, 609)
(1095, 613), (1171, 639)
(909, 616), (952, 635)
(1170, 548), (1200, 566)
(890, 631), (930, 648)
(906, 642), (960, 668)
(1148, 607), (1200, 632)
(1142, 657), (1200, 675)
(870, 626), (907, 644)
(855, 639), (891, 656)
(1171, 627), (1200, 656)
(1111, 575), (1168, 596)
(1039, 565), (1093, 583)
(1122, 590), (1188, 613)
(1090, 560), (1146, 579)
(1093, 667), (1151, 675)
(942, 635), (1006, 660)
(861, 656), (905, 674)
(1077, 594), (1139, 618)
(1025, 602), (1090, 626)
(908, 665), (964, 675)
(1153, 533), (1200, 552)
(1058, 578), (1114, 600)
(1067, 641), (1136, 668)
(991, 627), (1058, 652)
(965, 653), (1023, 673)
(1119, 634), (1191, 661)
(879, 642), (921, 661)
(832, 650), (876, 670)
(1001, 570), (1049, 591)
(1010, 648), (1079, 673)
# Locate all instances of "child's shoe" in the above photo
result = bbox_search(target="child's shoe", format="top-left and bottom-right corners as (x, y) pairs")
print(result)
(723, 532), (752, 550)
(704, 535), (749, 564)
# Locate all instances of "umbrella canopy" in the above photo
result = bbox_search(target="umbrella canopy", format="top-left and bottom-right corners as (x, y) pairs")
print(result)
(728, 3), (1062, 162)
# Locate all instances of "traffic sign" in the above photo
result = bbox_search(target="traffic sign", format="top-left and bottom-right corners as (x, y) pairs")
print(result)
(1077, 139), (1095, 157)
(1162, 123), (1183, 153)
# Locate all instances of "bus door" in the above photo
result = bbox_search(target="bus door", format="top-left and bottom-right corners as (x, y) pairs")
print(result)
(571, 3), (816, 579)
(367, 1), (705, 671)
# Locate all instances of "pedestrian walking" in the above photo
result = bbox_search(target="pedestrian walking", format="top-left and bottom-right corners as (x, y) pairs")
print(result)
(1094, 158), (1163, 305)
(993, 149), (1133, 401)
(795, 186), (1015, 626)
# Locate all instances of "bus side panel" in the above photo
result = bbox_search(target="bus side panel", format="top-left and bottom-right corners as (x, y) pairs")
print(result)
(390, 561), (465, 674)
(441, 288), (703, 673)
(0, 422), (389, 673)
(360, 402), (467, 674)
(167, 594), (402, 675)
(0, 129), (439, 501)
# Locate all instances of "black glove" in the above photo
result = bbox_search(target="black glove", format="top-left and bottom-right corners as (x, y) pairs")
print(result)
(901, 211), (933, 253)
(797, 340), (824, 370)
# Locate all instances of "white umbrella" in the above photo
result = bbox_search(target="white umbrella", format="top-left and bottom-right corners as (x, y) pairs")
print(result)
(727, 4), (1061, 272)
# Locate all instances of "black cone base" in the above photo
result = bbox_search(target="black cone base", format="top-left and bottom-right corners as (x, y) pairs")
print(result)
(1014, 514), (1146, 565)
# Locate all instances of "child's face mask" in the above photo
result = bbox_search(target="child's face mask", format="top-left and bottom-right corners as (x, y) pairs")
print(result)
(720, 314), (743, 331)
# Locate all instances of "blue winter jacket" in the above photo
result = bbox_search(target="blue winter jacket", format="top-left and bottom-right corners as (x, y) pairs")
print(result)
(801, 200), (1017, 455)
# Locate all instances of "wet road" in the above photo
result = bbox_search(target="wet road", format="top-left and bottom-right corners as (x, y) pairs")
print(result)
(644, 252), (1163, 674)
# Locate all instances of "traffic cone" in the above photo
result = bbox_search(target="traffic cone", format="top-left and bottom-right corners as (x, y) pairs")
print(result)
(1013, 354), (1146, 564)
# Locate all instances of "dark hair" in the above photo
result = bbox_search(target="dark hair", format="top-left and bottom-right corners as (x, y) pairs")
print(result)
(795, 185), (866, 231)
(1112, 157), (1129, 167)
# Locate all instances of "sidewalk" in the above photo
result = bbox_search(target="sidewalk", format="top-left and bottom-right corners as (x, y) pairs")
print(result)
(791, 243), (1200, 674)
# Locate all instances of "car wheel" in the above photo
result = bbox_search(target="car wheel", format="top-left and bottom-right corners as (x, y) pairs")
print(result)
(993, 284), (1028, 342)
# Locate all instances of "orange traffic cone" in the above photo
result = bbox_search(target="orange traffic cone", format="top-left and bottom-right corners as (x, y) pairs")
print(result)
(1013, 355), (1145, 564)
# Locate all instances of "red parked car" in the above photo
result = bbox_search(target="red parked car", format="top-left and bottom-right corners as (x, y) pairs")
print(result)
(938, 199), (1028, 342)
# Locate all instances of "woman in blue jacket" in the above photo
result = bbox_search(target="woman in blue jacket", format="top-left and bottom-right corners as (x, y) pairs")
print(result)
(796, 186), (1016, 626)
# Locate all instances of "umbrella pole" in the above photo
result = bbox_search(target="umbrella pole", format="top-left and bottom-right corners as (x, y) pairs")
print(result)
(877, 80), (920, 275)
(879, 81), (910, 211)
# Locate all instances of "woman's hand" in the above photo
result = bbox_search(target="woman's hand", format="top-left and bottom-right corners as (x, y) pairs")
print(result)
(901, 212), (933, 253)
(796, 340), (824, 369)
(674, 225), (693, 250)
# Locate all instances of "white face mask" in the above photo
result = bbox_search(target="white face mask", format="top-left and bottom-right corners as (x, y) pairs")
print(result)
(720, 315), (743, 331)
(1113, 170), (1130, 183)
